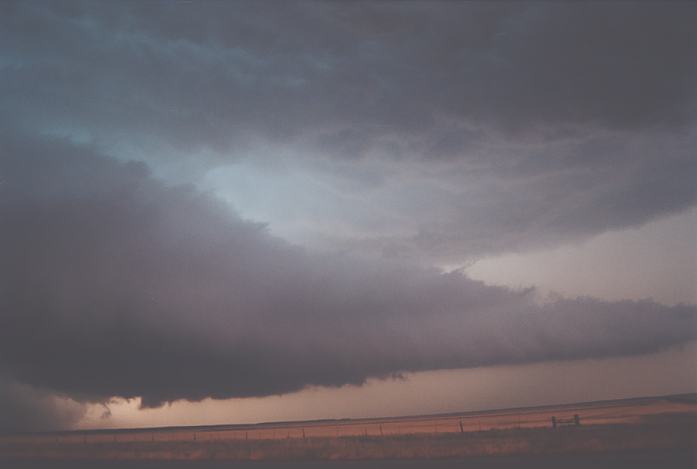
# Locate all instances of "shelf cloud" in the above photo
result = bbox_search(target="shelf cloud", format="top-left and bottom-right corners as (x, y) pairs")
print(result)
(1, 136), (693, 426)
(1, 1), (695, 431)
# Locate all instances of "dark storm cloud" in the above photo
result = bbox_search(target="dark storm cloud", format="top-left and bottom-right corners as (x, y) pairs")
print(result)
(1, 1), (696, 260)
(0, 377), (84, 433)
(2, 1), (694, 143)
(0, 136), (694, 420)
(1, 0), (696, 431)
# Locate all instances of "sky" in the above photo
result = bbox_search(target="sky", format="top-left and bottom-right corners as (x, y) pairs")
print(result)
(0, 1), (696, 432)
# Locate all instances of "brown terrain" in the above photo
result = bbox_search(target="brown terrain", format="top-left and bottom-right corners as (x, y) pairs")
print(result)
(1, 393), (695, 462)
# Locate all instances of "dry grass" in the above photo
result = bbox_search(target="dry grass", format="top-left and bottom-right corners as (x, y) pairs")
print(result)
(1, 394), (695, 461)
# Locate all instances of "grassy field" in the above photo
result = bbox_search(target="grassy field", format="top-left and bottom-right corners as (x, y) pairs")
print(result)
(1, 394), (695, 462)
(3, 449), (696, 469)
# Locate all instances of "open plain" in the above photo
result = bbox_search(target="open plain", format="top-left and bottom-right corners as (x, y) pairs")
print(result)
(1, 393), (695, 466)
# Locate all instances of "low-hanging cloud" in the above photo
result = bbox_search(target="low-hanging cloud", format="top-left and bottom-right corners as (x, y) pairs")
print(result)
(1, 135), (694, 421)
(0, 377), (84, 433)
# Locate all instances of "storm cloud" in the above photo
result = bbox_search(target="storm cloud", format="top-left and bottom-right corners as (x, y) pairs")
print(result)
(0, 377), (84, 433)
(0, 136), (694, 416)
(1, 1), (696, 260)
(1, 1), (696, 431)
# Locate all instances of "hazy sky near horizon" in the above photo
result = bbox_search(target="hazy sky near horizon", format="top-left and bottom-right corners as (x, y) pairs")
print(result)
(1, 1), (696, 431)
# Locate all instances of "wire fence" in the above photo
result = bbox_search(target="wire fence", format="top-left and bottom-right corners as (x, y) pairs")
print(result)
(3, 399), (692, 446)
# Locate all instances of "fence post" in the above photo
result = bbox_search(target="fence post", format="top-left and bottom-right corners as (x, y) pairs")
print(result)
(551, 416), (557, 429)
(379, 424), (383, 436)
(574, 414), (580, 426)
(459, 420), (464, 434)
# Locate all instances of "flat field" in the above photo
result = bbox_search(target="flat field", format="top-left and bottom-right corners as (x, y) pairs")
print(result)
(1, 393), (695, 464)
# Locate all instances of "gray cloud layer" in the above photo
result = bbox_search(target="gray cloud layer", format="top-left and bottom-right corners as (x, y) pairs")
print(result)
(1, 1), (696, 260)
(3, 2), (694, 143)
(1, 136), (694, 423)
(1, 2), (696, 431)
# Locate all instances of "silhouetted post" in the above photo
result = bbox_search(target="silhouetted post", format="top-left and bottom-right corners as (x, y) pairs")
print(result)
(574, 414), (580, 426)
(302, 428), (306, 440)
(459, 420), (464, 434)
(551, 416), (557, 429)
(379, 424), (383, 436)
(193, 432), (197, 441)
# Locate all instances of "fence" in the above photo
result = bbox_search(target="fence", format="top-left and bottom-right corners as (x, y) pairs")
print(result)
(551, 414), (581, 429)
(0, 412), (588, 446)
